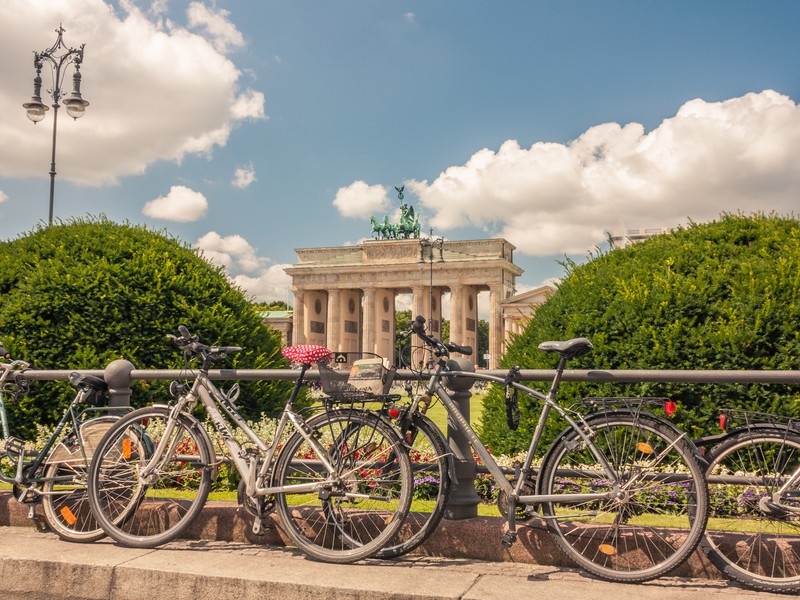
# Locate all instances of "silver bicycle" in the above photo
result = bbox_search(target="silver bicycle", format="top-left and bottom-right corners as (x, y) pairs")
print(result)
(86, 326), (413, 563)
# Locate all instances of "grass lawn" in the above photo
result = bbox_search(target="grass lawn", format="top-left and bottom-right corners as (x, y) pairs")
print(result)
(423, 392), (486, 435)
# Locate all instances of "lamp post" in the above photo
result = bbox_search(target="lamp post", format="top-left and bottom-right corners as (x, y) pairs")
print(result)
(23, 25), (89, 226)
(419, 233), (444, 331)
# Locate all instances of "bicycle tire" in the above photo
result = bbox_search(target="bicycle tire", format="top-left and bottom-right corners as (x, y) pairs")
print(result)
(375, 413), (451, 559)
(40, 417), (119, 543)
(273, 409), (413, 563)
(701, 428), (800, 594)
(87, 406), (213, 548)
(539, 412), (708, 582)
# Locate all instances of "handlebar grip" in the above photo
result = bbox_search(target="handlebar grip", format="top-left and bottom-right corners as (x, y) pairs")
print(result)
(178, 324), (191, 339)
(446, 343), (473, 356)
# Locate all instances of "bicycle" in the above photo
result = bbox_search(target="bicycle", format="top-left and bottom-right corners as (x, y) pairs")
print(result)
(695, 409), (800, 594)
(389, 315), (709, 583)
(312, 350), (452, 560)
(86, 327), (413, 563)
(0, 345), (122, 542)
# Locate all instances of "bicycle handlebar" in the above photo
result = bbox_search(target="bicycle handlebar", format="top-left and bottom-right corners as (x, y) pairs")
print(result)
(408, 315), (473, 357)
(167, 326), (242, 362)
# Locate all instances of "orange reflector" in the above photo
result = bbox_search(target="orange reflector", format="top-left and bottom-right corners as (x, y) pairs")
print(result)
(636, 442), (654, 454)
(122, 438), (132, 459)
(385, 514), (394, 525)
(599, 544), (617, 556)
(60, 506), (77, 526)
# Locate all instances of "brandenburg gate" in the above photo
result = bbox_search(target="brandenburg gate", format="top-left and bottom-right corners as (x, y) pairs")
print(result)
(284, 238), (522, 368)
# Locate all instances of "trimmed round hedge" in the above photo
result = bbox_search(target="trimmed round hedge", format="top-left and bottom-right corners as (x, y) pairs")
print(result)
(480, 213), (800, 455)
(0, 217), (292, 438)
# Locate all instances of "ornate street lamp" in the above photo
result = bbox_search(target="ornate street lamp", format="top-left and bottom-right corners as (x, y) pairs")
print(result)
(419, 233), (445, 331)
(23, 25), (89, 226)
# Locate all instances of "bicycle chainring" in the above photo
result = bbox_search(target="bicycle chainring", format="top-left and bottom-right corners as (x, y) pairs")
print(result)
(497, 478), (535, 522)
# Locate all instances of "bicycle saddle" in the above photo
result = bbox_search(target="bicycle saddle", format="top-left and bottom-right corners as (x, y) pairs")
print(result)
(538, 338), (593, 360)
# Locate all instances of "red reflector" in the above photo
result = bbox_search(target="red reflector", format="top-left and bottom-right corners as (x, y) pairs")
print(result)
(719, 414), (726, 431)
(388, 408), (400, 419)
(664, 401), (677, 416)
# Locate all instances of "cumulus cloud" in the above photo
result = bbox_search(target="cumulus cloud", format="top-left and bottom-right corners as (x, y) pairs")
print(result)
(195, 231), (291, 302)
(407, 90), (800, 256)
(0, 0), (266, 186)
(333, 181), (390, 218)
(195, 231), (263, 271)
(232, 163), (256, 189)
(143, 185), (208, 221)
(233, 264), (293, 303)
(186, 2), (244, 54)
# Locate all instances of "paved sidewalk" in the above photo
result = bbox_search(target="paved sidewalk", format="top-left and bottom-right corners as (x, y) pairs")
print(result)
(0, 526), (789, 600)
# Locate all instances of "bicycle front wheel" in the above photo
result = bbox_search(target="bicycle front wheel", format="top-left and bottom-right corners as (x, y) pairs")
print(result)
(87, 406), (213, 548)
(702, 429), (800, 594)
(375, 413), (451, 559)
(273, 409), (413, 563)
(540, 412), (708, 582)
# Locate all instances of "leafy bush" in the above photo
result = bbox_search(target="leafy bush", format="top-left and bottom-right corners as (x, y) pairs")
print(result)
(0, 217), (293, 438)
(480, 213), (800, 455)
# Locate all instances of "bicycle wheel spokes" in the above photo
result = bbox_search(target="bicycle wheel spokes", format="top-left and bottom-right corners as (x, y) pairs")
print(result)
(541, 414), (707, 582)
(274, 410), (412, 563)
(41, 460), (104, 542)
(88, 407), (212, 548)
(703, 431), (800, 593)
(375, 414), (451, 559)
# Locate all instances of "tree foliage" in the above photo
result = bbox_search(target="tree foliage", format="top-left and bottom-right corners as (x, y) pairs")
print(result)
(0, 217), (292, 438)
(480, 214), (800, 455)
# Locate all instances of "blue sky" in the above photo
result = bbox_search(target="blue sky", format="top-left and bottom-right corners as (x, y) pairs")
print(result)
(1, 1), (799, 305)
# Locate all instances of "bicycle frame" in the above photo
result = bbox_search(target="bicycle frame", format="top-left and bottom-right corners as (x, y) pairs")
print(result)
(417, 358), (692, 520)
(141, 363), (359, 500)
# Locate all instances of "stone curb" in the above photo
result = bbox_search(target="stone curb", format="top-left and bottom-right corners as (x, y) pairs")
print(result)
(0, 493), (724, 580)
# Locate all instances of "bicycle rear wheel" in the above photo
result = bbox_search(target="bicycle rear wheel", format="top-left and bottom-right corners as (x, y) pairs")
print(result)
(540, 412), (708, 582)
(273, 409), (413, 563)
(375, 413), (451, 559)
(41, 417), (119, 543)
(702, 428), (800, 594)
(87, 406), (213, 548)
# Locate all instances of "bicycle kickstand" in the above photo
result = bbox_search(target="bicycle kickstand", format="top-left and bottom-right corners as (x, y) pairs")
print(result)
(500, 496), (518, 548)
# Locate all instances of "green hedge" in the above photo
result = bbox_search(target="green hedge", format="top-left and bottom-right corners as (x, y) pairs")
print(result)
(0, 217), (292, 438)
(480, 213), (800, 455)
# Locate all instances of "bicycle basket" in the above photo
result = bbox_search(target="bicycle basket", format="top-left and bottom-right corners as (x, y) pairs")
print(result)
(318, 354), (395, 400)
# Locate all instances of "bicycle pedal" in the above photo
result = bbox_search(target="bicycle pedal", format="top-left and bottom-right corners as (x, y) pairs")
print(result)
(251, 516), (271, 536)
(5, 436), (26, 458)
(31, 513), (49, 533)
(500, 530), (517, 548)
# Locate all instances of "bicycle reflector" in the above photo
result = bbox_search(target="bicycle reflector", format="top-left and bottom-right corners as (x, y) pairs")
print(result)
(60, 506), (77, 526)
(719, 413), (726, 431)
(122, 438), (132, 459)
(664, 400), (677, 416)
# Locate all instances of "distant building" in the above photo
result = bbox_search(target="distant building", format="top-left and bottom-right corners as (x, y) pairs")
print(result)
(500, 285), (556, 346)
(260, 310), (293, 346)
(610, 227), (671, 248)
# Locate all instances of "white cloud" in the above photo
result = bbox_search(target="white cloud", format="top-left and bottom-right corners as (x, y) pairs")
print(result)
(195, 231), (263, 272)
(233, 264), (292, 303)
(332, 181), (390, 218)
(0, 0), (266, 186)
(194, 231), (290, 302)
(0, 190), (8, 204)
(407, 90), (800, 256)
(143, 185), (208, 221)
(186, 2), (244, 54)
(232, 163), (256, 189)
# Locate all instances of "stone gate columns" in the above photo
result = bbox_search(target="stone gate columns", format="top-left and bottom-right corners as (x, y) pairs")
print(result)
(449, 285), (478, 357)
(292, 289), (306, 345)
(489, 285), (504, 369)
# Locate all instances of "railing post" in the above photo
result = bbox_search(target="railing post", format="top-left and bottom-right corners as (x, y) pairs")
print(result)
(103, 359), (135, 407)
(443, 357), (480, 519)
